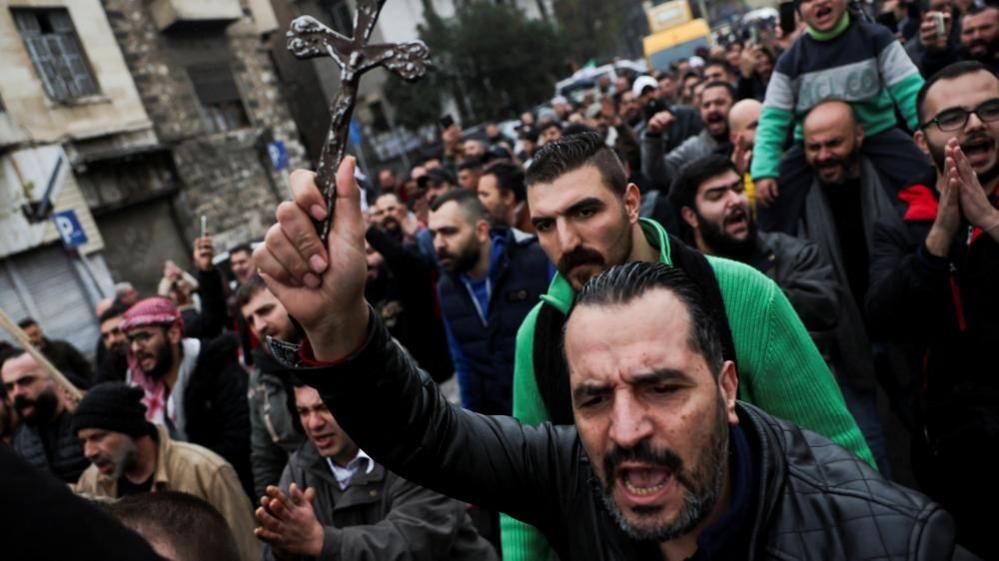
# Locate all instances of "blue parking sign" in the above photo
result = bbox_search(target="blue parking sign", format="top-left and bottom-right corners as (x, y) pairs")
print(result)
(267, 140), (289, 171)
(52, 210), (88, 249)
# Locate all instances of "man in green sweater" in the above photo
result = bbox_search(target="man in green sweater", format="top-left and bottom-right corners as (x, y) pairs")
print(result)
(751, 0), (933, 234)
(502, 132), (874, 561)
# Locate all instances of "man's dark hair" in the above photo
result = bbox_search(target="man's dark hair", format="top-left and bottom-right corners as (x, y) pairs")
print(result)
(98, 301), (130, 324)
(0, 346), (25, 373)
(562, 123), (597, 137)
(17, 317), (37, 330)
(482, 161), (527, 203)
(964, 3), (999, 20)
(234, 274), (269, 312)
(525, 131), (628, 195)
(572, 262), (724, 377)
(229, 243), (252, 257)
(916, 61), (996, 124)
(429, 188), (489, 222)
(541, 121), (562, 133)
(106, 491), (240, 561)
(458, 157), (484, 172)
(704, 58), (736, 77)
(682, 71), (701, 82)
(700, 80), (737, 102)
(668, 154), (741, 213)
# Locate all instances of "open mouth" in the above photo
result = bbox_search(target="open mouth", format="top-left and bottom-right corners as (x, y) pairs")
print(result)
(724, 209), (748, 230)
(615, 464), (674, 503)
(313, 433), (336, 449)
(816, 6), (833, 19)
(961, 137), (995, 163)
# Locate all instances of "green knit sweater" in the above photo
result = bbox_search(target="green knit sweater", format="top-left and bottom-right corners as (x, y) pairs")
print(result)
(500, 218), (874, 561)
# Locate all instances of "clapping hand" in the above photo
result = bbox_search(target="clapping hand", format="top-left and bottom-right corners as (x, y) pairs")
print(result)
(255, 484), (324, 557)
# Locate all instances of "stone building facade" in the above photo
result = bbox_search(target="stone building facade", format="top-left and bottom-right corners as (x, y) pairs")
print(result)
(100, 0), (308, 264)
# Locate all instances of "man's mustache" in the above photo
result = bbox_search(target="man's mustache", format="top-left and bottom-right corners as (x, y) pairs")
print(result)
(602, 439), (694, 494)
(13, 395), (34, 412)
(557, 246), (604, 274)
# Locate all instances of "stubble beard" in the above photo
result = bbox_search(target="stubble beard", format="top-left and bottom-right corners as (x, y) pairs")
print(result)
(599, 397), (730, 542)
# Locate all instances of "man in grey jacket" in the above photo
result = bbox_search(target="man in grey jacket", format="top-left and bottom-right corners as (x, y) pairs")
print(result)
(237, 275), (305, 499)
(256, 381), (498, 561)
(642, 81), (736, 190)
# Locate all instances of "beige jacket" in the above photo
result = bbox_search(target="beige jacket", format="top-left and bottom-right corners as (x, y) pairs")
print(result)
(75, 425), (261, 561)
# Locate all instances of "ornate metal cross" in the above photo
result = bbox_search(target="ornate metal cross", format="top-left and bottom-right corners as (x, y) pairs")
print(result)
(288, 0), (431, 240)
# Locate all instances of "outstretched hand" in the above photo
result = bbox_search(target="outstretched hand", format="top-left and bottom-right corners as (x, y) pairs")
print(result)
(253, 157), (369, 362)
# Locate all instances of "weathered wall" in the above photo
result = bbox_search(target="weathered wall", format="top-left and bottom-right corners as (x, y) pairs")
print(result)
(0, 0), (153, 143)
(101, 0), (307, 251)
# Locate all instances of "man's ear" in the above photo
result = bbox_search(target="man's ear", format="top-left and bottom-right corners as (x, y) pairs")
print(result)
(624, 183), (642, 223)
(475, 218), (491, 242)
(680, 206), (700, 230)
(168, 324), (183, 345)
(914, 129), (930, 157)
(855, 124), (866, 147)
(502, 190), (517, 207)
(718, 360), (739, 425)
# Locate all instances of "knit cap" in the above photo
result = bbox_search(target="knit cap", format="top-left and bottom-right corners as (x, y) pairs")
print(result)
(72, 382), (155, 437)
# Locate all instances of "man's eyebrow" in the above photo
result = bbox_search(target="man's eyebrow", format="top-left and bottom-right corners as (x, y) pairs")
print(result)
(571, 369), (692, 400)
(565, 197), (606, 215)
(628, 368), (692, 385)
(573, 382), (611, 401)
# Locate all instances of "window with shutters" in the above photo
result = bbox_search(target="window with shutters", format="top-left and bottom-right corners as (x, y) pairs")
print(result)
(11, 8), (100, 103)
(187, 63), (251, 133)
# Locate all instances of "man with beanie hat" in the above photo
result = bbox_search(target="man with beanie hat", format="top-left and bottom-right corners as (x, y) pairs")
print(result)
(121, 296), (252, 496)
(74, 382), (261, 561)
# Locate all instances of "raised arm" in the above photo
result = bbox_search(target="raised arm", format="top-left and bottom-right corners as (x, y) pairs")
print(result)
(252, 160), (578, 531)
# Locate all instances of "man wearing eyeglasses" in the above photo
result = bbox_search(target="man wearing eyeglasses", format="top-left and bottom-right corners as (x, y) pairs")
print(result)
(1, 349), (88, 483)
(120, 296), (253, 497)
(866, 61), (999, 561)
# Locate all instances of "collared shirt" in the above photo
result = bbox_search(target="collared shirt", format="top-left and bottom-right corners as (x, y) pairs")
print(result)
(326, 449), (376, 490)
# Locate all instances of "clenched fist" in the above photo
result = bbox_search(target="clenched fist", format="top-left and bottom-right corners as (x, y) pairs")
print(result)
(253, 157), (369, 362)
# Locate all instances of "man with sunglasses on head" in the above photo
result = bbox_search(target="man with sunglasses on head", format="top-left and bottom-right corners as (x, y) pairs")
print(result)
(866, 61), (999, 561)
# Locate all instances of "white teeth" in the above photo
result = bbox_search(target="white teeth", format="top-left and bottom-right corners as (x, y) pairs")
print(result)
(623, 480), (666, 496)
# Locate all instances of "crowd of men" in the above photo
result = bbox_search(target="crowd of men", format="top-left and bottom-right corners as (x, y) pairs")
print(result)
(1, 0), (998, 559)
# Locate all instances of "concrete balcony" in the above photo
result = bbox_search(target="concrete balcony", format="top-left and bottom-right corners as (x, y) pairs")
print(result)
(150, 0), (243, 32)
(0, 112), (29, 150)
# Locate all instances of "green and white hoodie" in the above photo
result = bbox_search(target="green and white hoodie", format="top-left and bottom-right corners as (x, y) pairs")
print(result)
(750, 13), (925, 181)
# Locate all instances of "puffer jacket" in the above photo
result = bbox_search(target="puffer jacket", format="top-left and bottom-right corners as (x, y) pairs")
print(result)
(277, 312), (977, 561)
(12, 409), (88, 483)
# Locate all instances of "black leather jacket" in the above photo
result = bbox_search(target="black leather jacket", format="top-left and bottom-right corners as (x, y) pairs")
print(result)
(286, 312), (975, 561)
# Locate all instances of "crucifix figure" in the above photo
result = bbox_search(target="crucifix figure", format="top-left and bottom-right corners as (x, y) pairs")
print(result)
(287, 1), (431, 240)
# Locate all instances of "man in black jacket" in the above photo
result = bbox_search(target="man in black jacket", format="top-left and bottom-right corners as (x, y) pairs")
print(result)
(19, 317), (93, 388)
(121, 296), (252, 496)
(253, 158), (976, 561)
(670, 155), (840, 335)
(867, 61), (999, 560)
(1, 349), (88, 483)
(365, 212), (454, 383)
